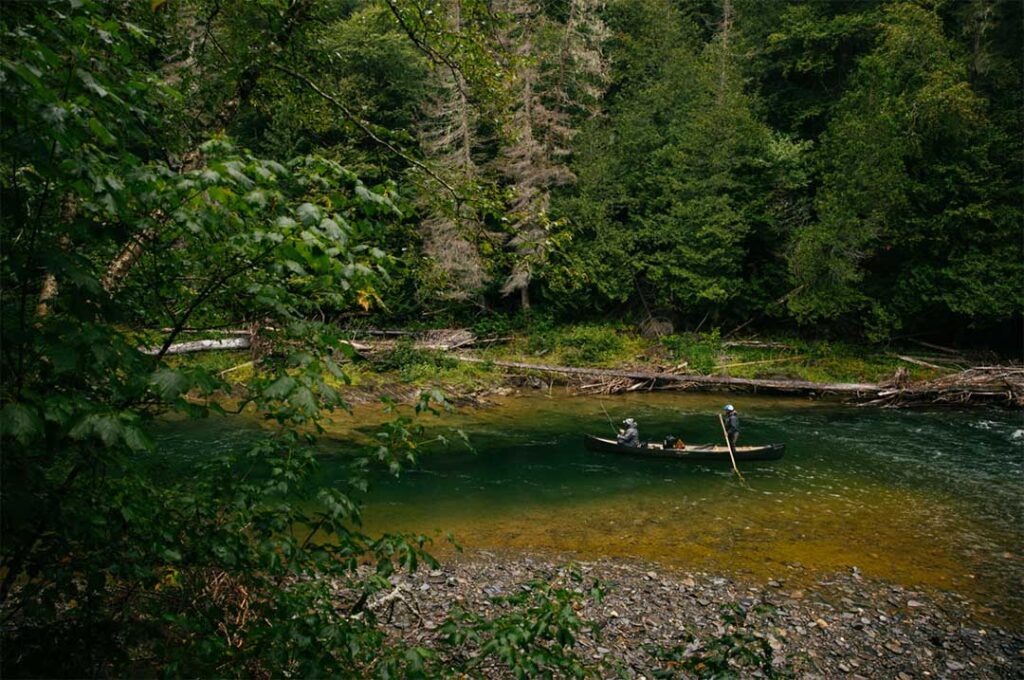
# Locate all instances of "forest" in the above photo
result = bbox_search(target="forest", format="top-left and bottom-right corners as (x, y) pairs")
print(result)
(1, 0), (1021, 676)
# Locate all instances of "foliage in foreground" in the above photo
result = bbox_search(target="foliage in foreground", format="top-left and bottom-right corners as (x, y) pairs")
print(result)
(442, 568), (605, 679)
(648, 603), (793, 679)
(0, 3), (600, 676)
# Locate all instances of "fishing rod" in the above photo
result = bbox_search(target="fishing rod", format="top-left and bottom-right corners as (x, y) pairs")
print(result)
(599, 400), (618, 436)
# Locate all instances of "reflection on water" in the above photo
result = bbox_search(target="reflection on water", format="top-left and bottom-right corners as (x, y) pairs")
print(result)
(153, 392), (1024, 626)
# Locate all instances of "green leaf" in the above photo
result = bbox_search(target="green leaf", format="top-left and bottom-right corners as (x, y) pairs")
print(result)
(88, 117), (117, 146)
(290, 386), (317, 412)
(77, 69), (109, 98)
(296, 203), (321, 225)
(0, 404), (43, 445)
(265, 376), (297, 399)
(319, 218), (342, 240)
(122, 424), (153, 452)
(69, 413), (123, 446)
(150, 369), (190, 399)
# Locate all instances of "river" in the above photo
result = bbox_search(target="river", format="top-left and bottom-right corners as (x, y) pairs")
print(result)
(153, 392), (1024, 626)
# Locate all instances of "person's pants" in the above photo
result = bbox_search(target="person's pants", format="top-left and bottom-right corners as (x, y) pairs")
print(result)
(728, 432), (739, 447)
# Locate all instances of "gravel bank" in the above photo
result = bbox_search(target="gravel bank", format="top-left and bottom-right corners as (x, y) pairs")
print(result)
(365, 552), (1023, 678)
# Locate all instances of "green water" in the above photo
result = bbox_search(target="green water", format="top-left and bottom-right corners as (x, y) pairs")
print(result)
(153, 393), (1024, 626)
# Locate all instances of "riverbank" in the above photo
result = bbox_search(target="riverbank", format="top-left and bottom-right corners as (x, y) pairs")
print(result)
(356, 552), (1023, 678)
(169, 324), (1022, 408)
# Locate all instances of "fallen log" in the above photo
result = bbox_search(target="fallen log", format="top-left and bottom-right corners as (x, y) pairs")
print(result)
(713, 356), (804, 370)
(456, 357), (1022, 406)
(140, 337), (251, 356)
(158, 327), (253, 336)
(342, 329), (418, 337)
(454, 357), (881, 395)
(219, 361), (255, 376)
(908, 339), (961, 355)
(888, 354), (946, 370)
(722, 340), (794, 350)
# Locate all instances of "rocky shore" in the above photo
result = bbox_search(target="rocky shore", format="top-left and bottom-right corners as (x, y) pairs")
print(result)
(364, 553), (1023, 678)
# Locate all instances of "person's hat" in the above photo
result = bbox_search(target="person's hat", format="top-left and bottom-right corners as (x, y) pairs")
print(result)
(723, 404), (735, 412)
(624, 418), (636, 426)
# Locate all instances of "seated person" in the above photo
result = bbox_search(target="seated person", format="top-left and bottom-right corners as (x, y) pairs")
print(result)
(617, 418), (640, 447)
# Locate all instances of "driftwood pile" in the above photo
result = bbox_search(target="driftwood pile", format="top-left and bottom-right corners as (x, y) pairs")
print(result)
(862, 366), (1024, 408)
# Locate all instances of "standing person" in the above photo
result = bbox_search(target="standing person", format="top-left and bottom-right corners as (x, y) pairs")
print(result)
(617, 418), (640, 447)
(723, 405), (739, 448)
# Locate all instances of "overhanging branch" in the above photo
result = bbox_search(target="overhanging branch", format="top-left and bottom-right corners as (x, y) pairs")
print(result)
(271, 64), (460, 203)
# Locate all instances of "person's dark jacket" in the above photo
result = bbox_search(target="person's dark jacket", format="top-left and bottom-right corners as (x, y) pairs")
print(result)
(724, 411), (739, 436)
(617, 423), (639, 447)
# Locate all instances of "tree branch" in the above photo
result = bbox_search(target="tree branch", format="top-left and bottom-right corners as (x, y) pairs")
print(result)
(382, 0), (471, 102)
(270, 64), (460, 202)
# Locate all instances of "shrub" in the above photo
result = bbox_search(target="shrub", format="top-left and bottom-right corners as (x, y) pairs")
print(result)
(559, 325), (625, 365)
(371, 342), (458, 382)
(660, 330), (721, 374)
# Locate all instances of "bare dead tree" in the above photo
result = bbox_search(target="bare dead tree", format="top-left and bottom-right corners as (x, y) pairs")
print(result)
(417, 1), (489, 300)
(496, 0), (608, 311)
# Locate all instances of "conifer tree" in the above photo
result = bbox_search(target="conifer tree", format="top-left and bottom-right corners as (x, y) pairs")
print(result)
(788, 2), (1022, 339)
(497, 0), (609, 311)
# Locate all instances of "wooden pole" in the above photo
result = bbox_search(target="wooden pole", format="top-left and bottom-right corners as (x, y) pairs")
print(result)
(719, 413), (746, 483)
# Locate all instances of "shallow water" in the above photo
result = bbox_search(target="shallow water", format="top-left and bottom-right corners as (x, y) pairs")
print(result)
(153, 392), (1024, 626)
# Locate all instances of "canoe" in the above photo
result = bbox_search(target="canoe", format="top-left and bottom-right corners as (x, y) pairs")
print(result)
(583, 435), (785, 462)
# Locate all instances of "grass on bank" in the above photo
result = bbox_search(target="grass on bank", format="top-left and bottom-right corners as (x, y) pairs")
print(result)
(471, 324), (950, 385)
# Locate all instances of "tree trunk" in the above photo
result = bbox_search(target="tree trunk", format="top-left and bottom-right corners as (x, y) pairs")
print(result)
(718, 0), (732, 103)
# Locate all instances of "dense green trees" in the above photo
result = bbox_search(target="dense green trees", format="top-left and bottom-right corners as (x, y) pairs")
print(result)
(785, 1), (1023, 340)
(548, 0), (808, 325)
(85, 0), (1014, 343)
(545, 0), (1020, 341)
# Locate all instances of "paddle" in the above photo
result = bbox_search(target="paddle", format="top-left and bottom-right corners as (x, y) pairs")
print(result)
(718, 413), (746, 484)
